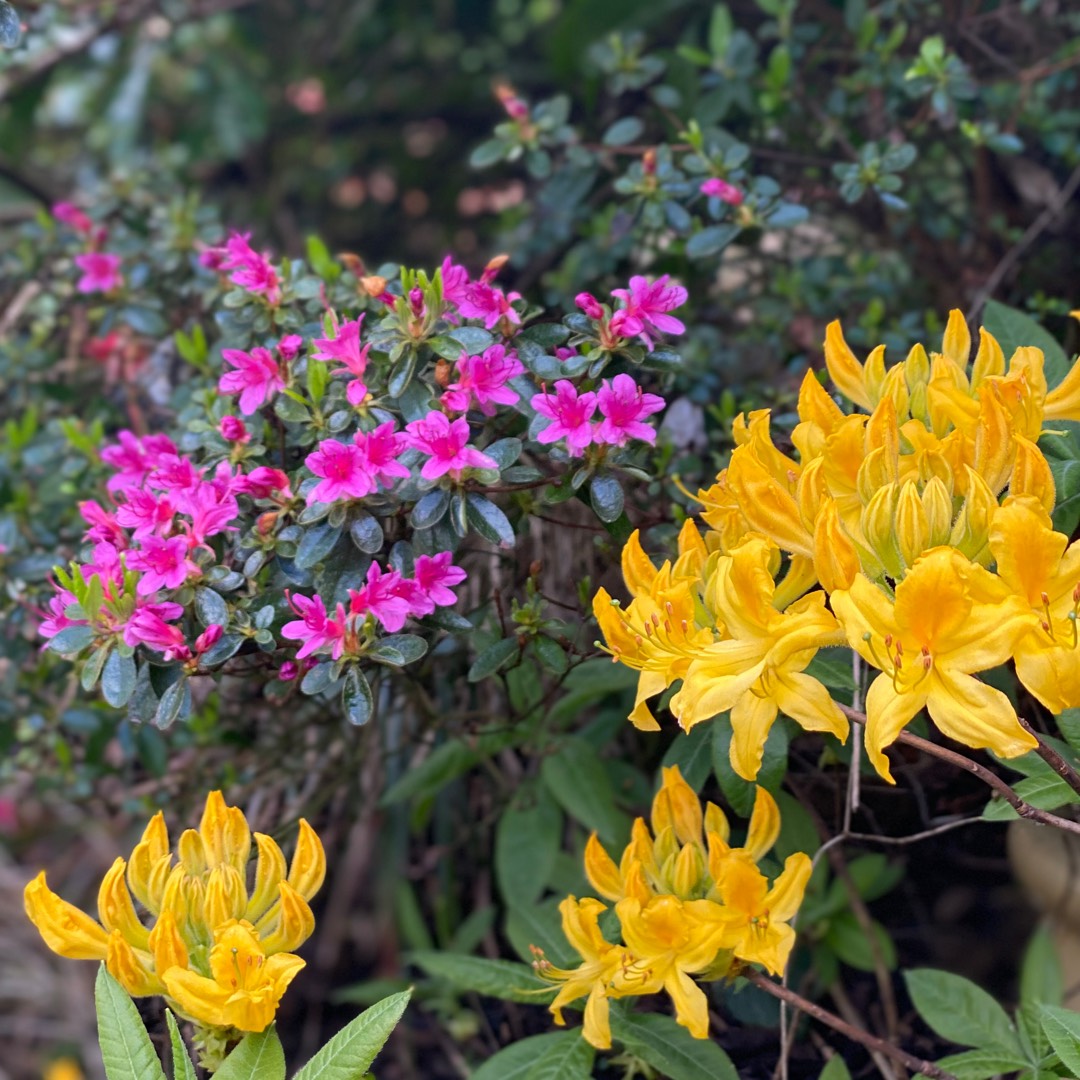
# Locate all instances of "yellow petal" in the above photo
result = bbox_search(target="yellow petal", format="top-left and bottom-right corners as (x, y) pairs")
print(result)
(863, 673), (928, 783)
(584, 834), (624, 901)
(744, 787), (780, 862)
(971, 327), (1005, 388)
(622, 530), (659, 596)
(926, 670), (1037, 760)
(941, 308), (972, 370)
(246, 832), (287, 923)
(106, 930), (162, 996)
(258, 881), (315, 954)
(766, 853), (812, 923)
(813, 499), (859, 592)
(203, 864), (248, 932)
(127, 811), (169, 913)
(287, 819), (326, 900)
(24, 872), (109, 960)
(728, 688), (780, 781)
(772, 669), (849, 742)
(148, 907), (189, 975)
(654, 766), (702, 846)
(582, 982), (613, 1050)
(97, 858), (150, 951)
(666, 968), (711, 1039)
(824, 321), (873, 410)
(1010, 435), (1056, 514)
(161, 966), (232, 1028)
(727, 450), (814, 558)
(1014, 637), (1080, 715)
(199, 791), (251, 874)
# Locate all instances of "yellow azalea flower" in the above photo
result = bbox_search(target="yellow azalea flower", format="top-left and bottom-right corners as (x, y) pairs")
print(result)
(832, 547), (1037, 781)
(43, 1061), (83, 1080)
(161, 920), (306, 1033)
(712, 850), (811, 976)
(614, 894), (731, 1039)
(670, 538), (848, 779)
(535, 896), (627, 1050)
(24, 792), (325, 1042)
(989, 499), (1080, 713)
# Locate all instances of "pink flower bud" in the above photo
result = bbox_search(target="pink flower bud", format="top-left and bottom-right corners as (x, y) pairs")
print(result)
(195, 625), (224, 655)
(408, 286), (426, 318)
(220, 415), (249, 442)
(279, 660), (299, 681)
(575, 292), (604, 319)
(700, 178), (744, 205)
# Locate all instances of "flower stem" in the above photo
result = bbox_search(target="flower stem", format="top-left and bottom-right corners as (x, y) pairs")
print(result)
(837, 704), (1080, 837)
(743, 968), (956, 1080)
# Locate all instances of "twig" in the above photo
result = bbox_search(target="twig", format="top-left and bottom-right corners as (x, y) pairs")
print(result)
(1019, 715), (1080, 799)
(967, 162), (1080, 320)
(838, 704), (1080, 836)
(744, 969), (957, 1080)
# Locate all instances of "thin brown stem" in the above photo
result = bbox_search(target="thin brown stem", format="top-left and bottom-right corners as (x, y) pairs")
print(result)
(744, 969), (956, 1080)
(838, 704), (1080, 837)
(1019, 716), (1080, 799)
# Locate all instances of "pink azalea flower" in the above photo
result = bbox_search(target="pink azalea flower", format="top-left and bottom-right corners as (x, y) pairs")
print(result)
(311, 317), (368, 372)
(220, 415), (250, 442)
(457, 282), (522, 330)
(441, 256), (472, 308)
(278, 660), (299, 681)
(115, 489), (175, 541)
(219, 232), (281, 305)
(84, 543), (124, 590)
(412, 552), (467, 612)
(306, 439), (375, 504)
(194, 625), (224, 655)
(74, 252), (123, 294)
(611, 274), (688, 347)
(595, 374), (666, 446)
(186, 482), (239, 544)
(219, 346), (285, 415)
(700, 178), (744, 205)
(354, 422), (410, 488)
(278, 334), (304, 362)
(79, 500), (127, 547)
(39, 588), (84, 641)
(348, 563), (413, 633)
(235, 466), (293, 501)
(346, 379), (369, 406)
(122, 609), (191, 661)
(147, 454), (204, 512)
(53, 202), (94, 234)
(442, 345), (524, 416)
(403, 411), (498, 480)
(101, 431), (178, 493)
(532, 380), (598, 457)
(282, 591), (345, 659)
(575, 293), (604, 319)
(126, 535), (199, 595)
(555, 346), (579, 363)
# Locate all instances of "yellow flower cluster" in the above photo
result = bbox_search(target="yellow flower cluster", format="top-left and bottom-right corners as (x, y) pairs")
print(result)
(596, 311), (1080, 781)
(536, 766), (810, 1049)
(24, 792), (324, 1036)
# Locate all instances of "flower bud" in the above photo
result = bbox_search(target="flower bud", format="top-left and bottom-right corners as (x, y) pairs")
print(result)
(921, 476), (954, 547)
(195, 625), (224, 655)
(672, 842), (705, 899)
(279, 660), (299, 681)
(642, 148), (658, 176)
(861, 484), (904, 580)
(220, 415), (249, 442)
(1010, 434), (1056, 514)
(408, 286), (425, 318)
(575, 292), (604, 319)
(950, 466), (996, 564)
(894, 480), (930, 570)
(700, 177), (743, 205)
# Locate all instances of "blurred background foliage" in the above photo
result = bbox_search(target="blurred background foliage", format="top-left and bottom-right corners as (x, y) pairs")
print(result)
(4, 1), (1080, 1077)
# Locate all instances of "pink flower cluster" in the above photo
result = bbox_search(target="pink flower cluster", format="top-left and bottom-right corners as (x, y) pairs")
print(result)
(442, 344), (524, 416)
(201, 231), (282, 306)
(218, 334), (299, 414)
(576, 274), (689, 350)
(311, 316), (370, 406)
(403, 412), (498, 480)
(306, 422), (409, 504)
(440, 255), (522, 331)
(282, 553), (467, 659)
(532, 374), (665, 457)
(53, 202), (123, 294)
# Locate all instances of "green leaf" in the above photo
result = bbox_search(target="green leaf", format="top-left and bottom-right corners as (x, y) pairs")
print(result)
(525, 1032), (594, 1079)
(823, 912), (896, 972)
(194, 587), (229, 627)
(904, 969), (1020, 1053)
(307, 355), (329, 403)
(342, 667), (374, 725)
(686, 224), (740, 259)
(47, 625), (95, 657)
(934, 1048), (1032, 1079)
(349, 512), (384, 554)
(101, 649), (137, 708)
(496, 793), (564, 908)
(471, 1033), (585, 1080)
(603, 117), (644, 146)
(982, 301), (1071, 389)
(295, 522), (343, 569)
(214, 1026), (286, 1080)
(712, 720), (789, 816)
(466, 493), (515, 546)
(817, 1056), (852, 1080)
(81, 643), (110, 692)
(662, 723), (713, 790)
(1021, 923), (1063, 1006)
(469, 637), (519, 681)
(470, 138), (508, 168)
(165, 1011), (197, 1080)
(410, 489), (450, 530)
(369, 634), (428, 666)
(155, 678), (191, 728)
(1039, 1004), (1080, 1076)
(380, 739), (478, 806)
(610, 1009), (739, 1080)
(541, 737), (631, 848)
(589, 473), (625, 523)
(504, 898), (575, 967)
(293, 989), (411, 1080)
(408, 951), (550, 1003)
(94, 965), (167, 1080)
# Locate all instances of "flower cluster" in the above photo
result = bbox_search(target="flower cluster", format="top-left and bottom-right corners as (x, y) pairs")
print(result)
(598, 310), (1080, 781)
(283, 553), (466, 658)
(24, 793), (325, 1051)
(536, 766), (810, 1049)
(576, 274), (688, 351)
(201, 231), (282, 306)
(53, 202), (122, 294)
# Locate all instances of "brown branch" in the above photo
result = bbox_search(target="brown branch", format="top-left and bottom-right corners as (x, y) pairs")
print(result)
(838, 704), (1080, 836)
(744, 969), (957, 1080)
(1019, 715), (1080, 800)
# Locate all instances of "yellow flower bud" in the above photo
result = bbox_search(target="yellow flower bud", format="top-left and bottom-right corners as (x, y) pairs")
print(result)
(246, 832), (288, 923)
(148, 907), (189, 975)
(796, 456), (828, 532)
(861, 484), (903, 580)
(203, 864), (248, 932)
(1010, 434), (1056, 514)
(863, 344), (887, 404)
(950, 466), (997, 563)
(881, 364), (910, 419)
(905, 342), (931, 422)
(584, 834), (624, 901)
(857, 446), (895, 505)
(703, 802), (730, 845)
(971, 326), (1005, 387)
(671, 842), (705, 899)
(199, 790), (252, 875)
(126, 811), (169, 913)
(974, 384), (1015, 495)
(941, 308), (972, 370)
(97, 858), (150, 951)
(895, 480), (930, 570)
(258, 881), (315, 954)
(652, 766), (703, 846)
(287, 819), (326, 900)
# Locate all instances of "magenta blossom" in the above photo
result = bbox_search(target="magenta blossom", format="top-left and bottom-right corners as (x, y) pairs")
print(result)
(555, 346), (579, 363)
(700, 178), (744, 205)
(442, 345), (524, 416)
(126, 536), (199, 595)
(312, 317), (367, 370)
(282, 592), (345, 659)
(440, 256), (472, 308)
(39, 589), (84, 641)
(101, 431), (178, 493)
(403, 411), (498, 480)
(235, 466), (293, 501)
(575, 292), (604, 319)
(595, 374), (666, 446)
(348, 562), (413, 633)
(412, 552), (468, 613)
(186, 481), (239, 545)
(279, 660), (299, 681)
(219, 346), (285, 415)
(612, 274), (688, 348)
(123, 609), (191, 661)
(74, 252), (123, 294)
(532, 380), (598, 457)
(457, 282), (522, 331)
(354, 422), (410, 488)
(220, 415), (250, 442)
(194, 624), (224, 655)
(306, 439), (374, 504)
(79, 501), (127, 547)
(219, 232), (281, 305)
(115, 489), (175, 541)
(278, 334), (304, 362)
(53, 202), (94, 234)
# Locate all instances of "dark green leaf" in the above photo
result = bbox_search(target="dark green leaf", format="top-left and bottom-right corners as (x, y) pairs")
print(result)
(408, 951), (550, 1003)
(295, 522), (343, 569)
(904, 969), (1020, 1053)
(603, 117), (645, 146)
(466, 493), (515, 546)
(686, 224), (740, 259)
(81, 644), (110, 692)
(589, 473), (624, 523)
(471, 1034), (584, 1080)
(525, 1032), (594, 1079)
(214, 1026), (286, 1080)
(610, 1009), (738, 1080)
(155, 679), (191, 729)
(47, 625), (95, 657)
(469, 637), (520, 681)
(101, 650), (137, 708)
(496, 794), (564, 908)
(95, 965), (167, 1080)
(194, 587), (229, 627)
(292, 990), (411, 1080)
(349, 512), (384, 554)
(541, 737), (630, 848)
(410, 489), (450, 530)
(342, 667), (374, 725)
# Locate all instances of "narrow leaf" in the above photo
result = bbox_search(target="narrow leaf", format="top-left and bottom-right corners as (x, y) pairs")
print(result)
(94, 965), (167, 1080)
(292, 990), (411, 1080)
(213, 1026), (286, 1080)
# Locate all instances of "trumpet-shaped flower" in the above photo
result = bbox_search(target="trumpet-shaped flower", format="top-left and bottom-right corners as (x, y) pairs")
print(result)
(832, 547), (1037, 781)
(24, 793), (324, 1037)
